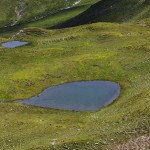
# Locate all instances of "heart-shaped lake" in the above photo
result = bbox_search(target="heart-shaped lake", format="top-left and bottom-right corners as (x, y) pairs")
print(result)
(15, 81), (120, 112)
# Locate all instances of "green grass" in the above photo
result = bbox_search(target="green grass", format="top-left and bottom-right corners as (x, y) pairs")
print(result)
(0, 21), (150, 149)
(55, 0), (150, 28)
(0, 0), (99, 28)
(0, 5), (89, 38)
(25, 5), (89, 29)
(0, 0), (66, 27)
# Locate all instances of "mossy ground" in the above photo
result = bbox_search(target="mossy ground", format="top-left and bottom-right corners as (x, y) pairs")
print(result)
(0, 20), (150, 150)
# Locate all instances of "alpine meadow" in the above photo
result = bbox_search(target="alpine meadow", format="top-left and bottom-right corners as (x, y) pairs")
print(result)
(0, 0), (150, 150)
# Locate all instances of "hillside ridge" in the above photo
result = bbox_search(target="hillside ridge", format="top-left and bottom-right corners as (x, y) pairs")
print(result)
(0, 0), (99, 28)
(52, 0), (150, 28)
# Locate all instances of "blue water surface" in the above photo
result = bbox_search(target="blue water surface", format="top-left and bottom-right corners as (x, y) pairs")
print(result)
(16, 81), (120, 112)
(1, 41), (28, 48)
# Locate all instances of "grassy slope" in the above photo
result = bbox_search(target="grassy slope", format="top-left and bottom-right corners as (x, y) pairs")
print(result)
(0, 0), (65, 27)
(0, 0), (99, 28)
(53, 0), (150, 28)
(0, 5), (89, 37)
(25, 6), (89, 29)
(0, 21), (150, 149)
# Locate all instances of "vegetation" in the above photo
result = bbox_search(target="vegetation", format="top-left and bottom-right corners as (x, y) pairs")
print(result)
(26, 5), (89, 29)
(0, 20), (150, 149)
(0, 0), (150, 149)
(54, 0), (150, 28)
(0, 5), (89, 37)
(0, 0), (99, 28)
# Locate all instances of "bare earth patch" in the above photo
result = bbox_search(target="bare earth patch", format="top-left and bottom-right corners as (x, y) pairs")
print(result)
(107, 136), (150, 150)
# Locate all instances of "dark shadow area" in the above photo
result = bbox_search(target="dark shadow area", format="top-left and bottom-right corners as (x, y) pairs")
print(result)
(51, 0), (150, 29)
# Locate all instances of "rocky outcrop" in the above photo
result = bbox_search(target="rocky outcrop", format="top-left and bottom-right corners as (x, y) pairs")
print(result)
(14, 0), (28, 25)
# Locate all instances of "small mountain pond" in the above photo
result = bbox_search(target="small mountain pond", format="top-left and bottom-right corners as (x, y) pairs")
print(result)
(15, 81), (120, 112)
(1, 41), (28, 48)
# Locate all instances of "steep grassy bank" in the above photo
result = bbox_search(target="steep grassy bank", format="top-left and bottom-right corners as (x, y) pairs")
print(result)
(54, 0), (150, 28)
(0, 21), (150, 149)
(0, 0), (99, 28)
(25, 5), (89, 29)
(0, 5), (89, 37)
(0, 0), (66, 27)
